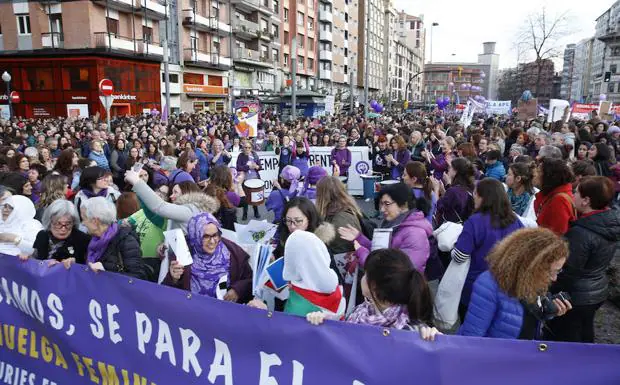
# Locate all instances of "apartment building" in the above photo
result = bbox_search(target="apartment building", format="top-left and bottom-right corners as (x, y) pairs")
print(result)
(0, 0), (166, 118)
(357, 0), (383, 93)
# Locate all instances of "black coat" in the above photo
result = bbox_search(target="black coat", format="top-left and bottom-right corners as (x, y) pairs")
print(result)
(410, 141), (426, 163)
(98, 226), (146, 279)
(33, 229), (92, 264)
(553, 208), (620, 306)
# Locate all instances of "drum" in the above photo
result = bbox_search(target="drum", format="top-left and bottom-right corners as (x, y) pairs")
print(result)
(243, 179), (265, 206)
(360, 175), (382, 200)
(379, 180), (399, 191)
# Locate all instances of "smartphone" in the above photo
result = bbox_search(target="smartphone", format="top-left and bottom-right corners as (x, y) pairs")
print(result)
(132, 162), (144, 173)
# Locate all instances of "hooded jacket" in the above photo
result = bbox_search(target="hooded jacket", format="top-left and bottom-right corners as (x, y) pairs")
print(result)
(354, 210), (432, 272)
(132, 180), (219, 234)
(534, 183), (576, 235)
(0, 195), (43, 256)
(553, 208), (620, 306)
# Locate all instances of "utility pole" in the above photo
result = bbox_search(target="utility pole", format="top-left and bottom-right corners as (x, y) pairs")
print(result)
(163, 2), (171, 117)
(363, 0), (369, 116)
(291, 36), (297, 121)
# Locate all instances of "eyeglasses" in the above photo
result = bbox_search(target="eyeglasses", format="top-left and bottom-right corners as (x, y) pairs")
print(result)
(203, 232), (221, 243)
(379, 201), (395, 208)
(285, 218), (305, 227)
(52, 221), (73, 230)
(0, 203), (14, 210)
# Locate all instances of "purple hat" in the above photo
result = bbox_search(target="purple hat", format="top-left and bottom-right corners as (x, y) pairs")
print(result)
(306, 166), (328, 185)
(609, 125), (620, 135)
(280, 165), (301, 193)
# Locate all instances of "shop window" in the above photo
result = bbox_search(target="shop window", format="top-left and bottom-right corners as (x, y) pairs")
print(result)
(194, 101), (205, 112)
(103, 65), (123, 89)
(208, 75), (223, 86)
(24, 68), (54, 90)
(184, 72), (204, 85)
(62, 66), (90, 90)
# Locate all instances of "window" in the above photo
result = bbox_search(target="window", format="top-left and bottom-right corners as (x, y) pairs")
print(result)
(161, 73), (179, 83)
(307, 0), (313, 8)
(263, 0), (269, 7)
(62, 67), (90, 90)
(106, 17), (119, 35)
(261, 19), (268, 33)
(307, 17), (314, 30)
(284, 53), (289, 66)
(273, 0), (279, 13)
(17, 15), (31, 35)
(344, 30), (348, 39)
(272, 48), (279, 62)
(297, 11), (303, 26)
(308, 58), (314, 70)
(208, 75), (223, 86)
(345, 13), (348, 22)
(271, 24), (279, 37)
(24, 68), (53, 90)
(184, 72), (203, 85)
(143, 26), (153, 43)
(284, 31), (289, 42)
(344, 47), (347, 57)
(609, 82), (615, 93)
(284, 8), (289, 21)
(190, 36), (199, 51)
(344, 64), (348, 74)
(308, 37), (314, 50)
(298, 34), (304, 48)
(612, 64), (618, 74)
(298, 56), (305, 69)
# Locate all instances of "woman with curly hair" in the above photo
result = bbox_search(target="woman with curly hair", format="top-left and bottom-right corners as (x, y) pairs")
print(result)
(205, 165), (240, 231)
(458, 228), (572, 339)
(53, 149), (79, 188)
(35, 174), (68, 221)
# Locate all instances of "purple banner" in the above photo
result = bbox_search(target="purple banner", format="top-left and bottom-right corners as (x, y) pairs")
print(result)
(1, 256), (619, 385)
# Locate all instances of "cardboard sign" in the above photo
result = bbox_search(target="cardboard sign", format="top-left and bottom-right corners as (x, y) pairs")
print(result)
(517, 98), (538, 120)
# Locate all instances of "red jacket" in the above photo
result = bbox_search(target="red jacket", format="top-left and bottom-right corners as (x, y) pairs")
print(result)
(534, 183), (576, 235)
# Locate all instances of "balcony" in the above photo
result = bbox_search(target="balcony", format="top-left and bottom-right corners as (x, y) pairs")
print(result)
(230, 0), (273, 16)
(139, 0), (167, 20)
(183, 9), (231, 35)
(319, 9), (333, 23)
(319, 29), (332, 41)
(319, 0), (332, 3)
(232, 17), (260, 40)
(94, 32), (165, 60)
(319, 68), (331, 80)
(233, 47), (273, 68)
(184, 48), (232, 69)
(319, 50), (332, 61)
(91, 0), (138, 13)
(41, 32), (64, 49)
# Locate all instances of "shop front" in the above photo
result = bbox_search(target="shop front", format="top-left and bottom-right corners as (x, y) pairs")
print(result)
(0, 56), (161, 119)
(180, 71), (229, 113)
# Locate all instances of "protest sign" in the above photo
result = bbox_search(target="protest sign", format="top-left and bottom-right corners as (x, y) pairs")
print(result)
(518, 99), (538, 120)
(547, 99), (570, 123)
(485, 101), (512, 115)
(571, 103), (598, 120)
(230, 147), (370, 196)
(1, 257), (619, 385)
(233, 100), (259, 138)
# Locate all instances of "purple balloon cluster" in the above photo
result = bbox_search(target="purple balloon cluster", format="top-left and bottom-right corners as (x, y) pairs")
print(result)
(474, 95), (487, 103)
(461, 83), (471, 90)
(471, 85), (482, 92)
(370, 99), (384, 113)
(435, 96), (451, 110)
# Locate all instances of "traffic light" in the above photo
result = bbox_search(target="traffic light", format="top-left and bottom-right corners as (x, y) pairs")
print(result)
(605, 72), (612, 82)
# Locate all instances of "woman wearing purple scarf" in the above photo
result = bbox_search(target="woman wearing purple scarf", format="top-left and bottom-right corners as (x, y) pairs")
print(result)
(81, 197), (145, 278)
(305, 248), (440, 341)
(165, 212), (252, 303)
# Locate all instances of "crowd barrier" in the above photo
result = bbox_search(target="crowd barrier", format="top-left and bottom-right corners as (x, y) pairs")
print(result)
(229, 146), (372, 196)
(1, 257), (619, 384)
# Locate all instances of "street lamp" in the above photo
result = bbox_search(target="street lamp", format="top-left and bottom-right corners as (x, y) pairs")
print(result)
(430, 22), (439, 63)
(1, 71), (12, 119)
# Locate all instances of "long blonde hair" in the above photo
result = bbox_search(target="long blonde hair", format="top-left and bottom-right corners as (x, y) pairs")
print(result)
(37, 174), (67, 209)
(315, 176), (361, 218)
(487, 228), (568, 302)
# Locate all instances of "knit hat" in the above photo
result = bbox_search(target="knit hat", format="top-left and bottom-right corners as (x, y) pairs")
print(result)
(160, 156), (177, 172)
(280, 165), (301, 193)
(609, 125), (620, 135)
(306, 166), (327, 185)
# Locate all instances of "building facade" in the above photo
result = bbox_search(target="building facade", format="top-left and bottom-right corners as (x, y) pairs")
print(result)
(357, 0), (384, 93)
(570, 38), (594, 102)
(560, 44), (575, 100)
(0, 0), (166, 118)
(423, 63), (487, 105)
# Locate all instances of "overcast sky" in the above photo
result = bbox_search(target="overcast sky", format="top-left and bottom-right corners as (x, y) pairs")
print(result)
(393, 0), (615, 70)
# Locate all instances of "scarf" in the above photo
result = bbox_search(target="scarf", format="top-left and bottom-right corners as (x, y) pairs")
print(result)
(81, 188), (109, 199)
(347, 300), (411, 330)
(87, 223), (119, 263)
(508, 188), (531, 216)
(187, 213), (230, 297)
(380, 209), (412, 229)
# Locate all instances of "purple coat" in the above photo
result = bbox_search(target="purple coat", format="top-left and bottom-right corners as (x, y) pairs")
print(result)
(354, 210), (432, 272)
(391, 149), (411, 180)
(430, 153), (449, 180)
(435, 185), (474, 226)
(331, 148), (352, 176)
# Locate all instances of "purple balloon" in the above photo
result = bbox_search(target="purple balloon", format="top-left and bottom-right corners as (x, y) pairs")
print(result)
(376, 105), (384, 113)
(443, 96), (450, 104)
(370, 99), (378, 108)
(600, 94), (607, 101)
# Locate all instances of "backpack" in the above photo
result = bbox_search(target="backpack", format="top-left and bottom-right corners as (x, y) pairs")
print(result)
(356, 212), (377, 240)
(424, 235), (444, 282)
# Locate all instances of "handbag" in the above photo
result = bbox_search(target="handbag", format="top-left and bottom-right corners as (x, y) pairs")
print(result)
(433, 258), (471, 332)
(433, 221), (464, 252)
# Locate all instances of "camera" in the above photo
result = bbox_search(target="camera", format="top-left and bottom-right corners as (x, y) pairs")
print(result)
(541, 292), (572, 315)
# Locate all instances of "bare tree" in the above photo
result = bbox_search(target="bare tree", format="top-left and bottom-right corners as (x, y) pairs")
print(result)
(516, 7), (571, 96)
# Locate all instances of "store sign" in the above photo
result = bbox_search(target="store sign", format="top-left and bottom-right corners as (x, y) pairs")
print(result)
(71, 96), (88, 100)
(113, 94), (137, 101)
(32, 105), (53, 117)
(183, 84), (228, 95)
(66, 104), (89, 118)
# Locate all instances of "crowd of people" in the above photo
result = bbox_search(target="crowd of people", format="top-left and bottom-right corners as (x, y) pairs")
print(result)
(0, 109), (619, 344)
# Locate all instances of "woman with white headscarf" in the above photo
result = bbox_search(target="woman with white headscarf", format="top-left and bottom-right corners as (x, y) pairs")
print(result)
(249, 230), (346, 318)
(0, 194), (43, 256)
